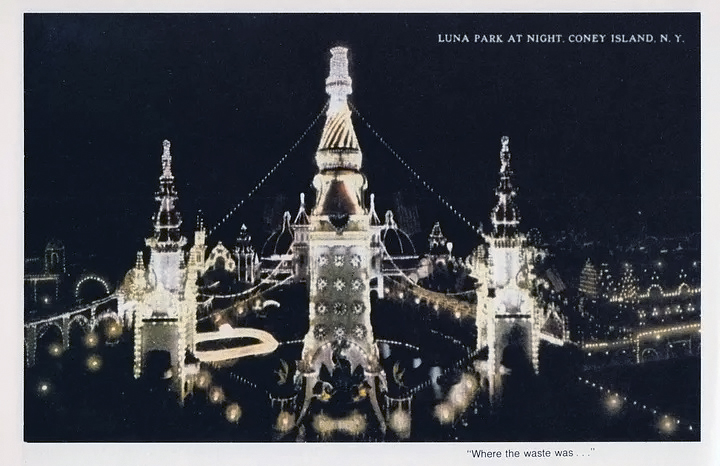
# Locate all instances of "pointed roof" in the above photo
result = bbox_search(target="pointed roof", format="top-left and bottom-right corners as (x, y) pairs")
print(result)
(148, 139), (185, 248)
(490, 136), (520, 238)
(318, 104), (360, 152)
(293, 193), (310, 225)
(315, 47), (362, 170)
(369, 193), (382, 226)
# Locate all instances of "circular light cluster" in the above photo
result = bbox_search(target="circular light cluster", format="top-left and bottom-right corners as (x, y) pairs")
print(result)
(317, 278), (328, 291)
(353, 324), (367, 339)
(351, 278), (363, 291)
(333, 279), (346, 291)
(314, 325), (328, 340)
(350, 254), (362, 268)
(333, 302), (348, 315)
(316, 302), (328, 315)
(334, 255), (344, 267)
(334, 325), (346, 340)
(318, 255), (329, 267)
(352, 301), (364, 314)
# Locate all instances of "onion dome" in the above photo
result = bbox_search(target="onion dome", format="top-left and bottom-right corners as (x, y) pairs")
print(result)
(381, 211), (417, 257)
(261, 211), (294, 257)
(45, 239), (64, 251)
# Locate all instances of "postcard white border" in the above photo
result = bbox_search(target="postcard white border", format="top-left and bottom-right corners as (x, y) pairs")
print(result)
(3, 1), (719, 465)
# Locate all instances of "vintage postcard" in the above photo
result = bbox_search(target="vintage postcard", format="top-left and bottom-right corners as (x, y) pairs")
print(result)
(13, 6), (718, 466)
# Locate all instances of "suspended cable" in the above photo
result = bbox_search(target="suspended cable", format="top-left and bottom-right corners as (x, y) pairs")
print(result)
(349, 102), (482, 234)
(207, 103), (328, 237)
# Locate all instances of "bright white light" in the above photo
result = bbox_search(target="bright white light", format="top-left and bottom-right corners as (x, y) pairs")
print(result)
(225, 403), (242, 423)
(86, 354), (102, 372)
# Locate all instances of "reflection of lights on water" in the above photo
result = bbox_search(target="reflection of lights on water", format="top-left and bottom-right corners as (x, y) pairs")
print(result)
(86, 354), (102, 372)
(389, 410), (411, 437)
(225, 403), (242, 423)
(84, 333), (98, 348)
(209, 386), (224, 404)
(48, 343), (63, 357)
(276, 411), (295, 432)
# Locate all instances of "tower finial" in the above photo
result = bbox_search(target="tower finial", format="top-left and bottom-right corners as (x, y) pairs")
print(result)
(161, 139), (173, 179)
(369, 193), (381, 226)
(135, 251), (145, 269)
(490, 135), (520, 238)
(326, 46), (352, 106)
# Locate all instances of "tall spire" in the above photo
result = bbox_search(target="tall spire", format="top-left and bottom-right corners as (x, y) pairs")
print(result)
(491, 136), (520, 238)
(316, 47), (361, 166)
(147, 140), (186, 250)
(311, 47), (368, 219)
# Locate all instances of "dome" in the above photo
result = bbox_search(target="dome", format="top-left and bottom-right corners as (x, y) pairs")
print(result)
(45, 239), (64, 250)
(261, 212), (294, 257)
(381, 211), (416, 257)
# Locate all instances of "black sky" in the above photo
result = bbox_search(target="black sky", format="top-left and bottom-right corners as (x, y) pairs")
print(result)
(24, 14), (700, 276)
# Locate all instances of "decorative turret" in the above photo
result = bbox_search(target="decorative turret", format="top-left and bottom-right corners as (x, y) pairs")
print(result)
(428, 221), (448, 255)
(146, 140), (187, 252)
(145, 140), (187, 294)
(235, 224), (259, 283)
(490, 136), (520, 238)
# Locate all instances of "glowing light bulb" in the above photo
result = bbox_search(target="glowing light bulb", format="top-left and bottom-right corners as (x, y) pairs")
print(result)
(86, 354), (102, 372)
(209, 386), (224, 404)
(48, 343), (63, 357)
(225, 403), (242, 423)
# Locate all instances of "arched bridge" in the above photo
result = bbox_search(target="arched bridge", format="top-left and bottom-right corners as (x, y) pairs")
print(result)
(24, 294), (126, 367)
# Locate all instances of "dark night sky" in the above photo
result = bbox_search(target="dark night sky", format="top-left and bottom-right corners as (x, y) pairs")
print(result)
(24, 14), (700, 277)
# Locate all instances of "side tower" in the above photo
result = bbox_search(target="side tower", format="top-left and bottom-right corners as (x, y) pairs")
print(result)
(297, 47), (387, 430)
(470, 136), (543, 404)
(127, 140), (194, 400)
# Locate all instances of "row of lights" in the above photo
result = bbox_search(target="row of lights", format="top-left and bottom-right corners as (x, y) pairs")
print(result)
(583, 321), (700, 351)
(578, 376), (697, 435)
(385, 281), (474, 320)
(207, 103), (328, 236)
(349, 102), (481, 234)
(194, 369), (244, 423)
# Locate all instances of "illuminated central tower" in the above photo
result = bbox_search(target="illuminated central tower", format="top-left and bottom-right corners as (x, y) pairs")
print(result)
(297, 47), (386, 430)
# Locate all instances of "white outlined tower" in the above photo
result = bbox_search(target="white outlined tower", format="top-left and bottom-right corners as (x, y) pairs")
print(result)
(297, 47), (387, 431)
(470, 137), (543, 405)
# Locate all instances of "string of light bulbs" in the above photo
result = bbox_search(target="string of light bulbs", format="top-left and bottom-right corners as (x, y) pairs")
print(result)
(349, 102), (482, 234)
(207, 103), (328, 237)
(577, 376), (698, 434)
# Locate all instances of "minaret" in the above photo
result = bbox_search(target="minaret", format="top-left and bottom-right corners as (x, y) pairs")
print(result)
(298, 47), (387, 431)
(145, 140), (188, 294)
